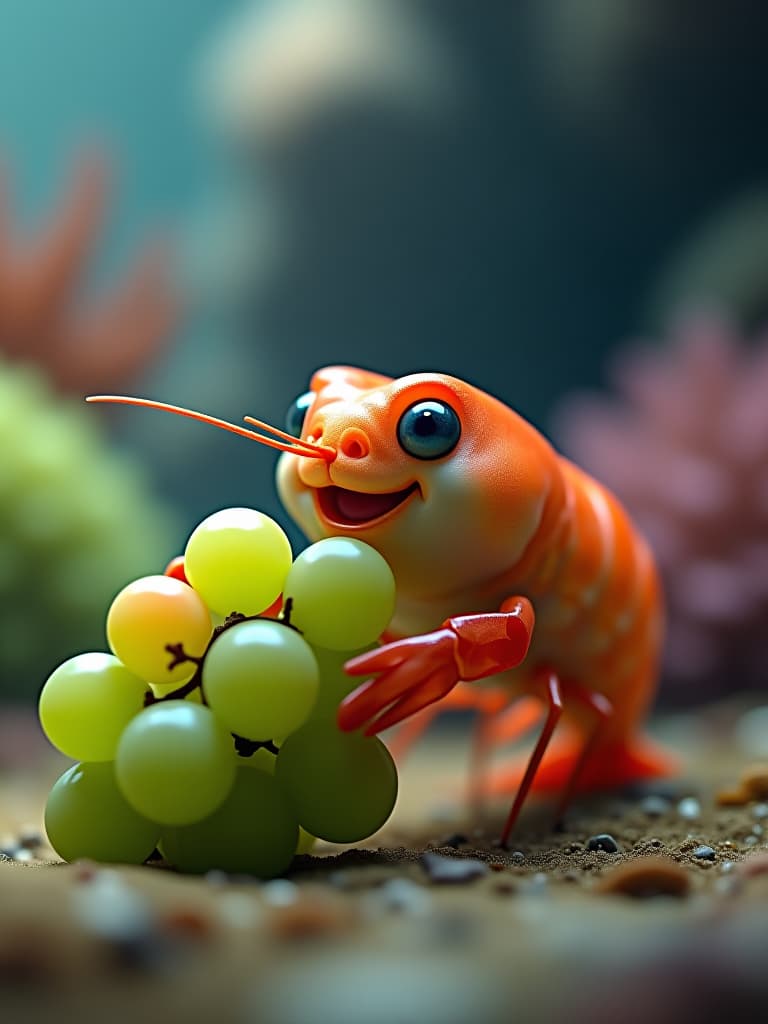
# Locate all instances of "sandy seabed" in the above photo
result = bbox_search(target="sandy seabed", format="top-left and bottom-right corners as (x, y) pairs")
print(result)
(1, 700), (767, 1024)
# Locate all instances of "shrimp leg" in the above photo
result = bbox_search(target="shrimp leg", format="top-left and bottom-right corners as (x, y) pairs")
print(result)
(500, 672), (563, 848)
(553, 685), (614, 827)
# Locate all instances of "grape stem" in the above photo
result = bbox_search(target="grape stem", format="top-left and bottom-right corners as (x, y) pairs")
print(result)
(144, 607), (301, 724)
(233, 735), (280, 758)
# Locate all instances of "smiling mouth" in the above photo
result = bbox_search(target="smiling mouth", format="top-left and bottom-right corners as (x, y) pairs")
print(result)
(315, 482), (420, 527)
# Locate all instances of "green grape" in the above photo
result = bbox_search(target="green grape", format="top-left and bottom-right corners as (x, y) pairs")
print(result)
(203, 620), (318, 740)
(45, 762), (159, 865)
(308, 643), (376, 723)
(38, 652), (149, 761)
(115, 701), (236, 825)
(161, 767), (298, 877)
(184, 507), (292, 617)
(275, 721), (397, 843)
(284, 538), (395, 650)
(296, 828), (316, 855)
(107, 575), (212, 685)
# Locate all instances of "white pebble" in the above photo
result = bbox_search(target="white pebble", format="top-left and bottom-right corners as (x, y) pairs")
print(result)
(368, 878), (432, 916)
(262, 879), (299, 906)
(677, 797), (701, 820)
(218, 891), (263, 929)
(71, 870), (152, 940)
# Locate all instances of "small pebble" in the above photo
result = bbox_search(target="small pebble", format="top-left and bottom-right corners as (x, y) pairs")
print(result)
(752, 824), (763, 836)
(262, 880), (300, 907)
(267, 898), (355, 941)
(371, 878), (432, 916)
(71, 871), (154, 943)
(17, 829), (44, 850)
(419, 852), (489, 885)
(752, 803), (768, 819)
(493, 881), (516, 897)
(693, 845), (716, 862)
(586, 834), (620, 854)
(218, 892), (262, 930)
(677, 797), (701, 821)
(596, 857), (689, 899)
(72, 859), (99, 883)
(527, 872), (549, 895)
(159, 908), (212, 940)
(721, 861), (735, 873)
(509, 851), (525, 865)
(12, 848), (34, 864)
(741, 765), (768, 800)
(715, 787), (750, 807)
(439, 833), (468, 850)
(640, 795), (671, 818)
(743, 835), (759, 847)
(713, 874), (742, 897)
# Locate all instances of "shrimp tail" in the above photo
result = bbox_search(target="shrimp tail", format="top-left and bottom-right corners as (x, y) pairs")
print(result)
(484, 731), (678, 798)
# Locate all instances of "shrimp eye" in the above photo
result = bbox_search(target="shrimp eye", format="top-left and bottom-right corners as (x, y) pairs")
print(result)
(285, 391), (314, 437)
(397, 400), (461, 460)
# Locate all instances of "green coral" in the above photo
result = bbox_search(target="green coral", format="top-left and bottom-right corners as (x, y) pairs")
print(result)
(0, 360), (176, 699)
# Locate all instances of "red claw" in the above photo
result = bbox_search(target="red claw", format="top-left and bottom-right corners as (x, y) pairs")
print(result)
(337, 599), (534, 736)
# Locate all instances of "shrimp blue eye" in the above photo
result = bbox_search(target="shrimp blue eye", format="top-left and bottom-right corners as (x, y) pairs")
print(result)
(285, 392), (314, 437)
(397, 400), (461, 460)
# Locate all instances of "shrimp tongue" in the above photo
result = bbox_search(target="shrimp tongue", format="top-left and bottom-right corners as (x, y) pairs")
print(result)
(324, 485), (416, 524)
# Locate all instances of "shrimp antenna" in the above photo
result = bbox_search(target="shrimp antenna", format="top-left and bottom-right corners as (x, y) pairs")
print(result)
(85, 395), (336, 461)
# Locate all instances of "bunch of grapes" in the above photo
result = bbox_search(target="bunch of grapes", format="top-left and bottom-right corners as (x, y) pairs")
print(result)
(38, 507), (399, 878)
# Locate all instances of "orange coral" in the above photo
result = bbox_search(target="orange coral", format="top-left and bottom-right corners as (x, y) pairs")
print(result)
(0, 154), (176, 394)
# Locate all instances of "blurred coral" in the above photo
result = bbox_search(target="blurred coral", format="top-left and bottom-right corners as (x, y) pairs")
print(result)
(0, 154), (176, 395)
(0, 359), (176, 700)
(553, 315), (768, 701)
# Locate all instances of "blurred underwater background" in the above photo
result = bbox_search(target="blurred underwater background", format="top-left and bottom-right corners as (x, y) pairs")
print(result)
(1, 0), (768, 701)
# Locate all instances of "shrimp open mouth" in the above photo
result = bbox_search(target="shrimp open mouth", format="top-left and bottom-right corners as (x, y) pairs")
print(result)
(316, 482), (420, 527)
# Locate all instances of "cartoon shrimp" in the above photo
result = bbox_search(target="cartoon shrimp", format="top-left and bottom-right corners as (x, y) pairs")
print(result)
(89, 366), (674, 845)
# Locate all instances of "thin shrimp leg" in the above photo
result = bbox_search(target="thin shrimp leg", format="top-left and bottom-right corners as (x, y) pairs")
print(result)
(553, 685), (614, 827)
(387, 683), (510, 763)
(468, 697), (543, 813)
(500, 672), (563, 848)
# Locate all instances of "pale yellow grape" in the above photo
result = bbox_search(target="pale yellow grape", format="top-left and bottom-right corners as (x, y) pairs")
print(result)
(39, 652), (149, 761)
(184, 507), (292, 616)
(107, 575), (212, 685)
(284, 538), (395, 650)
(203, 620), (318, 740)
(116, 701), (236, 825)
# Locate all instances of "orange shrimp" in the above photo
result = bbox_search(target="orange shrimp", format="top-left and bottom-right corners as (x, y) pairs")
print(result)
(89, 365), (675, 845)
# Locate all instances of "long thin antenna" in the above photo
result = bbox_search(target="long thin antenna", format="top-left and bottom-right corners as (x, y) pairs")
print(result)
(85, 395), (336, 461)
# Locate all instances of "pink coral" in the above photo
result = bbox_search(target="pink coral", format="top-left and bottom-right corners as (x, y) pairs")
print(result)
(554, 314), (768, 700)
(0, 154), (176, 394)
